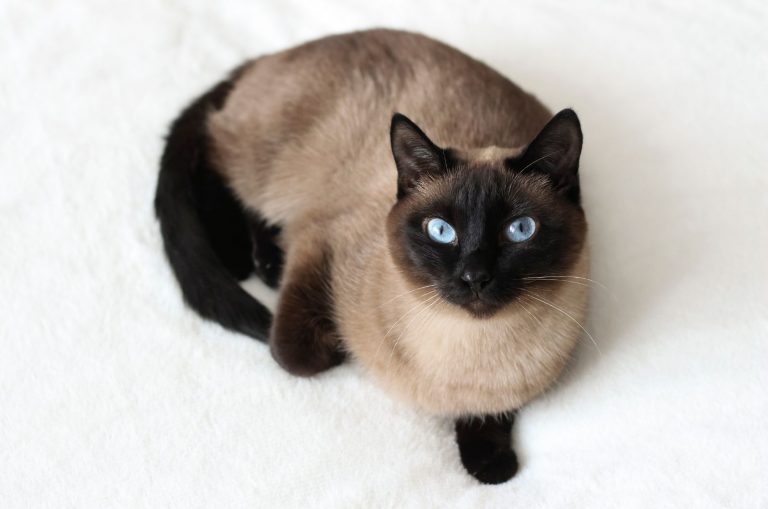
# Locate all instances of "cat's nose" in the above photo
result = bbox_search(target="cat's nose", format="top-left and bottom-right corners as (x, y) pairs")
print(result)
(461, 268), (491, 292)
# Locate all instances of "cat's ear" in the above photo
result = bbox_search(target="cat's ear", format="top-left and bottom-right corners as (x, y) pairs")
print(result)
(510, 109), (583, 203)
(390, 113), (446, 199)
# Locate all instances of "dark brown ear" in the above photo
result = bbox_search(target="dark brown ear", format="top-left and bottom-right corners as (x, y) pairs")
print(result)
(509, 109), (583, 203)
(390, 113), (446, 199)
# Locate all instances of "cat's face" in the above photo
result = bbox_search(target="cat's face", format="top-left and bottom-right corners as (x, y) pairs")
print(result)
(387, 110), (586, 317)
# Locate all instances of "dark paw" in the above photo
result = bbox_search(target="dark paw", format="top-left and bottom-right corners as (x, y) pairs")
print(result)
(268, 250), (342, 377)
(455, 414), (518, 485)
(462, 447), (518, 485)
(270, 309), (346, 377)
(270, 336), (345, 377)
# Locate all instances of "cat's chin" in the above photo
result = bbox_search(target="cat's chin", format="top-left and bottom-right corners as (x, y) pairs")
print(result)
(459, 296), (503, 319)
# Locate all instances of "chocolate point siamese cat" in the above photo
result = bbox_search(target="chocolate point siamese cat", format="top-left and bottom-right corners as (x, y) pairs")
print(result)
(155, 29), (588, 485)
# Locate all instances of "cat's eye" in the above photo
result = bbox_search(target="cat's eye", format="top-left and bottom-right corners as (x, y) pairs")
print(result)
(426, 218), (457, 244)
(505, 216), (536, 242)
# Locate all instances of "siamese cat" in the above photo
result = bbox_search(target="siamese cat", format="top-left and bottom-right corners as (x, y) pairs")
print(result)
(155, 29), (588, 484)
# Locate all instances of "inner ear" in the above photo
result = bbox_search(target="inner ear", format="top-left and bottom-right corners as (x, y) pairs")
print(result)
(390, 113), (446, 199)
(507, 109), (583, 202)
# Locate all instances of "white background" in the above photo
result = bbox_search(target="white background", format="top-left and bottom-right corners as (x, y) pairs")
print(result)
(1, 0), (766, 507)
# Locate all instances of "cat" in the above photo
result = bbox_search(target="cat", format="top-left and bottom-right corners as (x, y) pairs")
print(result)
(155, 29), (588, 485)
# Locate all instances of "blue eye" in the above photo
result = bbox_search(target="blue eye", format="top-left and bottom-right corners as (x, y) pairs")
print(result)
(506, 216), (536, 242)
(426, 218), (457, 244)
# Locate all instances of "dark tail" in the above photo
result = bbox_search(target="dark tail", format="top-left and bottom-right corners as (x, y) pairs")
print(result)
(154, 69), (272, 341)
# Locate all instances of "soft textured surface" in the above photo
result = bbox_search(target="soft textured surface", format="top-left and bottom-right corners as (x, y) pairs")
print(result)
(1, 1), (766, 507)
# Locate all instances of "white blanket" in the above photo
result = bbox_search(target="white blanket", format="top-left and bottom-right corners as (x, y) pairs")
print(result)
(1, 1), (766, 507)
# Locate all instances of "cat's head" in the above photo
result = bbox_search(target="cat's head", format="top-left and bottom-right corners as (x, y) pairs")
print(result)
(386, 109), (587, 318)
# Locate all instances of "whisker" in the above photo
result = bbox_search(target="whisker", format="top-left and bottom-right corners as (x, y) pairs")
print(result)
(517, 298), (544, 328)
(522, 275), (610, 291)
(521, 275), (617, 301)
(373, 292), (439, 362)
(400, 301), (444, 366)
(518, 278), (592, 289)
(376, 284), (436, 308)
(385, 295), (442, 370)
(384, 292), (440, 340)
(520, 289), (602, 355)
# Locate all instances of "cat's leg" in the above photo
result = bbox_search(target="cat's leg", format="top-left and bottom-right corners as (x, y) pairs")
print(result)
(269, 247), (346, 376)
(247, 215), (284, 288)
(455, 412), (518, 484)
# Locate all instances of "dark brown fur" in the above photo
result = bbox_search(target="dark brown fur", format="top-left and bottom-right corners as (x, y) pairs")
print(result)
(269, 251), (346, 377)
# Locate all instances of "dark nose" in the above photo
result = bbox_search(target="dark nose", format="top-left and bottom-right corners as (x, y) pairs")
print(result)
(461, 268), (491, 292)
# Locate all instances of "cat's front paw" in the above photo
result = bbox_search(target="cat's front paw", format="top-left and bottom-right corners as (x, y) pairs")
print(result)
(455, 414), (518, 484)
(462, 447), (518, 484)
(270, 333), (345, 377)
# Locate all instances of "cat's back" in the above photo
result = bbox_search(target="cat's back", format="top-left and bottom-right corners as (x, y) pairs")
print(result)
(209, 29), (550, 224)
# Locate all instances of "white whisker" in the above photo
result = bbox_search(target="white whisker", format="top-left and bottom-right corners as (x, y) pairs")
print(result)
(522, 275), (617, 301)
(517, 298), (544, 328)
(519, 278), (592, 289)
(373, 292), (439, 362)
(376, 284), (436, 309)
(385, 295), (442, 370)
(520, 289), (602, 355)
(522, 275), (610, 291)
(383, 292), (440, 339)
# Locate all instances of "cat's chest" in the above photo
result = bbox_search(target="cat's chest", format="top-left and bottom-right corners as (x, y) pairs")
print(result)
(378, 305), (577, 415)
(403, 314), (539, 379)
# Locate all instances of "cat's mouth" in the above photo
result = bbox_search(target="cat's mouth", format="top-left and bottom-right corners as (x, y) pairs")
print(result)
(455, 293), (503, 319)
(439, 283), (521, 319)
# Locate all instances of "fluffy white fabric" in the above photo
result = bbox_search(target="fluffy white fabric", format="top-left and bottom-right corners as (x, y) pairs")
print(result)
(1, 1), (766, 507)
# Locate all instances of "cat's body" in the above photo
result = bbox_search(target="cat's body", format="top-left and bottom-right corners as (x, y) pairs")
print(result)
(156, 29), (589, 483)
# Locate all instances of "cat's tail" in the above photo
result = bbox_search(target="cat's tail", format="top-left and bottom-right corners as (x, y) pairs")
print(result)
(154, 69), (272, 341)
